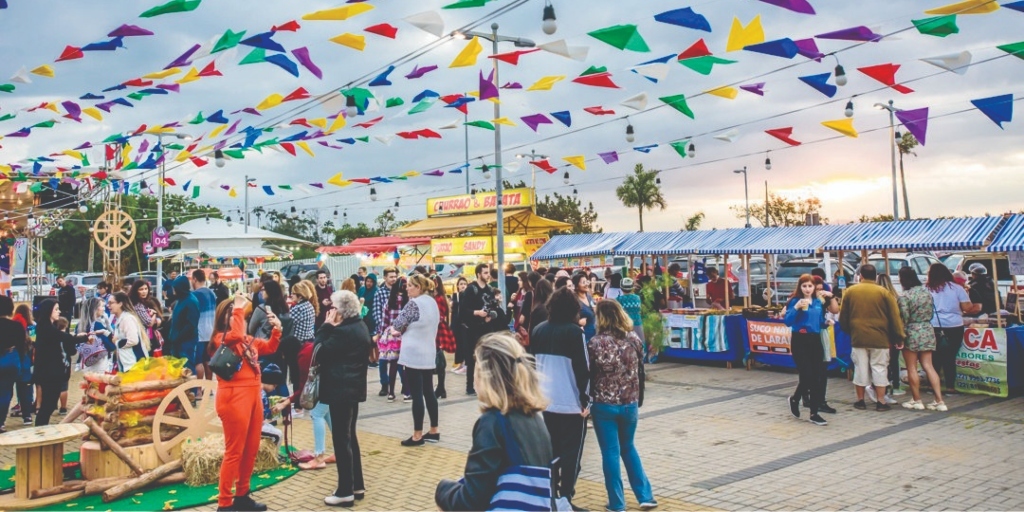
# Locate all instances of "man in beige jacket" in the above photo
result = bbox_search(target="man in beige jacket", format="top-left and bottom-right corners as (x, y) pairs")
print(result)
(839, 264), (905, 411)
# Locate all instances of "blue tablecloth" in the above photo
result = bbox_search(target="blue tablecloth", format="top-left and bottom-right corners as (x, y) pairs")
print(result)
(1006, 326), (1024, 392)
(660, 314), (746, 364)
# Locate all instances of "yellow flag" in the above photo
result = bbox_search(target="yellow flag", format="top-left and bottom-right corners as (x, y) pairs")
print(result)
(330, 33), (366, 51)
(43, 102), (60, 113)
(403, 170), (420, 177)
(62, 150), (83, 160)
(296, 141), (314, 157)
(492, 117), (516, 127)
(325, 113), (347, 134)
(82, 107), (103, 121)
(726, 16), (765, 52)
(527, 75), (566, 91)
(308, 118), (327, 129)
(30, 65), (55, 78)
(925, 0), (999, 14)
(175, 150), (193, 162)
(121, 143), (132, 163)
(450, 37), (484, 68)
(303, 4), (374, 20)
(209, 125), (228, 138)
(563, 156), (586, 170)
(229, 188), (238, 198)
(705, 86), (738, 99)
(176, 67), (201, 84)
(143, 68), (181, 79)
(257, 93), (284, 111)
(821, 118), (858, 138)
(327, 173), (351, 187)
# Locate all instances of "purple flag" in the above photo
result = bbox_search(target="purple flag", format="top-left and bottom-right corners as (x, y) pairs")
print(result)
(740, 82), (766, 96)
(521, 114), (552, 132)
(794, 38), (824, 61)
(62, 101), (82, 121)
(895, 107), (929, 145)
(479, 69), (499, 101)
(425, 169), (445, 176)
(224, 120), (241, 136)
(501, 82), (523, 89)
(598, 151), (619, 164)
(292, 47), (323, 79)
(757, 0), (815, 14)
(165, 43), (201, 69)
(405, 64), (438, 79)
(816, 26), (883, 42)
(108, 24), (154, 37)
(156, 83), (180, 93)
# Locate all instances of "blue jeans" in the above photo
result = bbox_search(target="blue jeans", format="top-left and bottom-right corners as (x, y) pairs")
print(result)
(310, 402), (333, 455)
(181, 341), (200, 373)
(591, 402), (654, 511)
(377, 360), (388, 386)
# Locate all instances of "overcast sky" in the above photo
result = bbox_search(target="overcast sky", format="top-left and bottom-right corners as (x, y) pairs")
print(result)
(1, 0), (1021, 233)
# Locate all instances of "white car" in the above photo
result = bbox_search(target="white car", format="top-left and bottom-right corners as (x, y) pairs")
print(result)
(8, 275), (51, 302)
(61, 272), (107, 304)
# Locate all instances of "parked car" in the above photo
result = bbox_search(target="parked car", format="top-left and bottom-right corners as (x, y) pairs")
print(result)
(279, 263), (329, 283)
(865, 252), (941, 293)
(775, 258), (856, 298)
(941, 252), (1021, 302)
(8, 275), (50, 302)
(675, 256), (770, 306)
(124, 271), (168, 290)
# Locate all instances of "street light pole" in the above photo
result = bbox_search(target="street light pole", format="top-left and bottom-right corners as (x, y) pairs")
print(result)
(244, 175), (255, 233)
(734, 166), (750, 228)
(154, 132), (191, 303)
(455, 23), (535, 304)
(875, 100), (900, 220)
(516, 149), (550, 195)
(464, 93), (470, 194)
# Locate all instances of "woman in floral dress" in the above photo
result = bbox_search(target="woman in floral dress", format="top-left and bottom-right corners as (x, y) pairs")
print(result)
(897, 266), (944, 411)
(377, 277), (408, 401)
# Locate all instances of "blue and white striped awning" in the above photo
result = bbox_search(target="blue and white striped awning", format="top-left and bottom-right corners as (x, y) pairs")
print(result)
(987, 214), (1024, 252)
(529, 232), (633, 260)
(823, 216), (1003, 252)
(693, 225), (842, 255)
(615, 231), (711, 255)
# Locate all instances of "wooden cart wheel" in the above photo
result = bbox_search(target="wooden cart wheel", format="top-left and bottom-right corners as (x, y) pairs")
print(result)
(152, 380), (221, 463)
(92, 210), (137, 252)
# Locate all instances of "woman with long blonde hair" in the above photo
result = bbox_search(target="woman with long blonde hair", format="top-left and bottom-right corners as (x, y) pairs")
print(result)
(435, 332), (552, 511)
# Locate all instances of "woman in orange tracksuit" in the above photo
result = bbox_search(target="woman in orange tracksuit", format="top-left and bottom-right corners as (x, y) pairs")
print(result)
(209, 293), (281, 512)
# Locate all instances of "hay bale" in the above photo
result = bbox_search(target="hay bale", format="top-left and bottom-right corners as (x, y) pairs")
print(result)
(180, 434), (280, 487)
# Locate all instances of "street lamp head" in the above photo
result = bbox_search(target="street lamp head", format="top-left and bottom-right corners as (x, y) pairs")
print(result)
(512, 38), (536, 48)
(542, 2), (557, 35)
(173, 133), (193, 140)
(733, 169), (745, 175)
(451, 30), (467, 40)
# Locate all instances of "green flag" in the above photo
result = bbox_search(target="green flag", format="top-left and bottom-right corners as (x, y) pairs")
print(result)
(191, 185), (200, 199)
(669, 141), (691, 158)
(443, 0), (489, 8)
(0, 84), (15, 93)
(465, 120), (495, 130)
(188, 112), (204, 124)
(213, 29), (246, 53)
(385, 97), (405, 108)
(587, 24), (650, 52)
(997, 41), (1024, 60)
(140, 0), (201, 18)
(659, 94), (695, 119)
(239, 47), (267, 65)
(678, 55), (735, 75)
(408, 98), (437, 114)
(912, 15), (959, 37)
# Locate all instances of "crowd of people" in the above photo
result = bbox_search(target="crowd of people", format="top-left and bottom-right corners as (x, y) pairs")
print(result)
(783, 261), (999, 426)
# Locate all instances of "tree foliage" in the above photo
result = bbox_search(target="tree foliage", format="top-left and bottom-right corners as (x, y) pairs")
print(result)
(730, 193), (827, 227)
(615, 163), (666, 232)
(684, 211), (705, 231)
(535, 192), (602, 235)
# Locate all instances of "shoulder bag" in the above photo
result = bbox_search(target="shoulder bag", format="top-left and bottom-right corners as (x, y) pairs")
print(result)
(487, 413), (571, 512)
(209, 341), (245, 380)
(299, 344), (321, 410)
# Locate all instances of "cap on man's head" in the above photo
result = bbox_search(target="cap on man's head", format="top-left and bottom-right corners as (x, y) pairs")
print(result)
(620, 278), (634, 292)
(968, 263), (987, 275)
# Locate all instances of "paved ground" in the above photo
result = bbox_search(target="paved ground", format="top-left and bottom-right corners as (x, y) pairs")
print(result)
(4, 357), (1024, 511)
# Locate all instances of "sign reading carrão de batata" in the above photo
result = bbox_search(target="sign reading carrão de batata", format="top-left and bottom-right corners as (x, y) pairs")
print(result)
(427, 188), (535, 216)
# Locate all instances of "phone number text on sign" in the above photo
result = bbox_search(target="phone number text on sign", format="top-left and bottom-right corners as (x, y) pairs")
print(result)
(747, 320), (793, 355)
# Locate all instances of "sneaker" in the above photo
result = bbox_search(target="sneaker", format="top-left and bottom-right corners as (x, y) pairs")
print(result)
(23, 416), (33, 425)
(926, 401), (948, 412)
(423, 432), (441, 443)
(11, 404), (20, 415)
(401, 436), (425, 447)
(292, 409), (305, 419)
(0, 426), (6, 434)
(808, 414), (828, 426)
(378, 387), (388, 397)
(59, 407), (68, 416)
(324, 495), (354, 507)
(453, 366), (467, 375)
(788, 396), (800, 419)
(902, 400), (926, 410)
(403, 395), (412, 403)
(354, 490), (365, 501)
(817, 403), (837, 414)
(864, 386), (877, 403)
(639, 502), (659, 511)
(853, 400), (867, 410)
(232, 494), (268, 512)
(435, 389), (447, 399)
(387, 394), (395, 403)
(884, 394), (898, 405)
(876, 403), (891, 412)
(892, 388), (906, 396)
(450, 363), (462, 373)
(299, 457), (327, 471)
(466, 389), (477, 396)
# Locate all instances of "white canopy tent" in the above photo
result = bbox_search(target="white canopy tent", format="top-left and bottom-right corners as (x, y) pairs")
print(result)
(148, 218), (313, 262)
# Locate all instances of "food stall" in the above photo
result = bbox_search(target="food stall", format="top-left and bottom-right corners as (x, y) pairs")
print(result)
(984, 213), (1024, 394)
(317, 236), (432, 272)
(528, 232), (635, 270)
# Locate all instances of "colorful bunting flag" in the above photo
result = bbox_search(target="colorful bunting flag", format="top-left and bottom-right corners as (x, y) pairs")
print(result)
(659, 94), (694, 118)
(925, 0), (999, 15)
(406, 65), (438, 79)
(598, 151), (619, 164)
(894, 107), (929, 145)
(794, 38), (824, 61)
(765, 127), (801, 146)
(726, 16), (765, 52)
(744, 38), (799, 59)
(56, 45), (84, 62)
(450, 37), (483, 67)
(815, 26), (882, 42)
(520, 114), (552, 132)
(970, 94), (1013, 128)
(706, 86), (738, 99)
(588, 24), (650, 52)
(920, 51), (972, 74)
(479, 69), (499, 100)
(821, 118), (858, 138)
(798, 73), (837, 98)
(912, 15), (959, 37)
(365, 23), (399, 39)
(757, 0), (815, 14)
(527, 75), (565, 91)
(857, 63), (914, 94)
(653, 7), (711, 32)
(330, 33), (366, 51)
(550, 111), (572, 127)
(403, 11), (445, 37)
(303, 4), (374, 21)
(30, 65), (55, 78)
(998, 41), (1024, 60)
(140, 0), (201, 18)
(669, 141), (691, 158)
(563, 156), (586, 170)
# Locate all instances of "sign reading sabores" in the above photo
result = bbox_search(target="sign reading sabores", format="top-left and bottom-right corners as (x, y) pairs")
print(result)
(427, 188), (535, 216)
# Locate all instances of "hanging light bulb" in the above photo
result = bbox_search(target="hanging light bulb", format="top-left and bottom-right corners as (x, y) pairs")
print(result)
(333, 209), (338, 218)
(541, 1), (557, 35)
(895, 130), (902, 141)
(214, 149), (226, 168)
(834, 64), (847, 86)
(226, 216), (233, 226)
(563, 171), (570, 184)
(343, 210), (348, 220)
(482, 164), (491, 180)
(625, 121), (635, 143)
(345, 94), (358, 118)
(687, 143), (696, 158)
(394, 200), (400, 209)
(290, 205), (298, 218)
(370, 187), (378, 201)
(78, 202), (88, 213)
(470, 188), (477, 200)
(656, 176), (661, 186)
(573, 188), (578, 197)
(765, 156), (773, 170)
(844, 100), (854, 118)
(205, 214), (210, 224)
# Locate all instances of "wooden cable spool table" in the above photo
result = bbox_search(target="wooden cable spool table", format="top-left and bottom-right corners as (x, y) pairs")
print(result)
(0, 423), (89, 509)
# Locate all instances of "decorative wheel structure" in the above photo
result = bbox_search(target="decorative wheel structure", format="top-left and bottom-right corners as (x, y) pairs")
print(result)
(152, 380), (221, 463)
(92, 209), (137, 252)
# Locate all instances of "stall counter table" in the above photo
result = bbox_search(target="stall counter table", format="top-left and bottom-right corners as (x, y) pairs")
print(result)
(1006, 326), (1024, 392)
(0, 423), (88, 509)
(660, 314), (746, 366)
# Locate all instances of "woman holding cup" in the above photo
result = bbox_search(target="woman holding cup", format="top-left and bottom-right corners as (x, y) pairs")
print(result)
(783, 274), (829, 426)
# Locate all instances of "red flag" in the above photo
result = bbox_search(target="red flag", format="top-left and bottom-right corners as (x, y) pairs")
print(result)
(857, 64), (914, 94)
(56, 45), (84, 62)
(290, 118), (312, 128)
(584, 106), (616, 115)
(414, 129), (441, 139)
(489, 48), (541, 65)
(529, 159), (558, 174)
(765, 127), (802, 146)
(283, 87), (310, 102)
(355, 116), (384, 128)
(677, 39), (712, 60)
(105, 145), (116, 161)
(272, 20), (301, 32)
(198, 62), (222, 77)
(280, 142), (297, 156)
(364, 23), (398, 39)
(396, 131), (419, 140)
(349, 178), (371, 184)
(122, 78), (153, 87)
(189, 156), (208, 167)
(572, 72), (619, 88)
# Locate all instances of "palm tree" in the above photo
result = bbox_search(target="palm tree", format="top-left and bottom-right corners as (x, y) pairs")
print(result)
(615, 163), (666, 232)
(896, 132), (918, 220)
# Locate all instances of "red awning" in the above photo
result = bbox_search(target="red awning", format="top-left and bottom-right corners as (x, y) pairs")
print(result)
(318, 236), (431, 255)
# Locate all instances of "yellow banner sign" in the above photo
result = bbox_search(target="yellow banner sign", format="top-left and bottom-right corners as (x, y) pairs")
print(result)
(427, 188), (534, 216)
(431, 235), (548, 257)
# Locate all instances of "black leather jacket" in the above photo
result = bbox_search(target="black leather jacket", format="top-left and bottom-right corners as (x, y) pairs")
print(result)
(436, 409), (553, 511)
(314, 316), (371, 404)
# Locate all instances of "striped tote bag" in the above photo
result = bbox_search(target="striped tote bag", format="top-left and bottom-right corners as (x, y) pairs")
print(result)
(487, 413), (570, 512)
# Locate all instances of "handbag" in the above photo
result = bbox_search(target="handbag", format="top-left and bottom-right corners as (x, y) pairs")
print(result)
(209, 342), (245, 381)
(488, 413), (570, 512)
(299, 344), (321, 410)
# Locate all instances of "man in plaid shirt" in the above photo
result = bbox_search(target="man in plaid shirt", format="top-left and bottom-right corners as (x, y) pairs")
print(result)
(371, 268), (400, 396)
